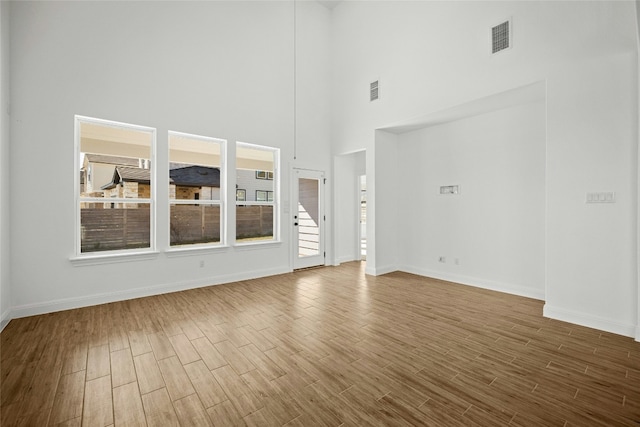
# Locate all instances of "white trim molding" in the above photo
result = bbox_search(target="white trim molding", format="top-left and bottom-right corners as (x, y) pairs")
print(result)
(336, 255), (358, 265)
(9, 265), (291, 321)
(399, 265), (546, 301)
(70, 251), (160, 266)
(544, 304), (637, 339)
(366, 264), (397, 276)
(0, 308), (11, 332)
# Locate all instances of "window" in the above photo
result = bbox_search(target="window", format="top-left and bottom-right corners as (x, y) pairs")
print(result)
(169, 131), (225, 247)
(255, 170), (274, 180)
(255, 190), (274, 202)
(76, 116), (155, 254)
(236, 142), (279, 243)
(236, 189), (246, 202)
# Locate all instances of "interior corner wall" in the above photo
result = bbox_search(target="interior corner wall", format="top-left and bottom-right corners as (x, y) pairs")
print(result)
(397, 101), (546, 300)
(8, 1), (332, 319)
(369, 130), (399, 275)
(0, 0), (11, 330)
(330, 1), (639, 338)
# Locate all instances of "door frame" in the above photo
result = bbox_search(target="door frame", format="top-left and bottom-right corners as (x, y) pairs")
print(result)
(291, 168), (326, 270)
(357, 174), (366, 261)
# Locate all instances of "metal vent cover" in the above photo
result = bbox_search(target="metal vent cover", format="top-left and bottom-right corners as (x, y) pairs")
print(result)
(491, 20), (511, 54)
(370, 80), (379, 102)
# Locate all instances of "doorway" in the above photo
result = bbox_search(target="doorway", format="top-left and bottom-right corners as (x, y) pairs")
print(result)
(359, 174), (367, 261)
(293, 169), (325, 269)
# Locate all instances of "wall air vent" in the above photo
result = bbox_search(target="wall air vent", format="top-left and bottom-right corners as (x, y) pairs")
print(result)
(370, 80), (379, 102)
(491, 20), (511, 54)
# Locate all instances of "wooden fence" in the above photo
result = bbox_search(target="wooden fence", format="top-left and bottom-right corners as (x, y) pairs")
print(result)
(236, 205), (273, 239)
(81, 205), (273, 252)
(170, 205), (220, 245)
(81, 207), (150, 252)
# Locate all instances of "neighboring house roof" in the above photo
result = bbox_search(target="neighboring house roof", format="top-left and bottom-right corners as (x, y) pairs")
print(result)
(85, 154), (140, 167)
(169, 162), (188, 170)
(101, 166), (155, 190)
(170, 166), (220, 188)
(117, 166), (152, 183)
(101, 165), (220, 190)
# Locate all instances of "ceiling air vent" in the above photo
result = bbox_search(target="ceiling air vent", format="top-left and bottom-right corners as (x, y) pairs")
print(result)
(370, 80), (379, 102)
(491, 19), (511, 54)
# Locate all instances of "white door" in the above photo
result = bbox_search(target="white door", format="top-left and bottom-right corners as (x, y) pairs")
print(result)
(293, 169), (325, 269)
(359, 174), (367, 261)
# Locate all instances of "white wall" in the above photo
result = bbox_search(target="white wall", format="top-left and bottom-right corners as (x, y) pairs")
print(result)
(0, 0), (11, 330)
(8, 1), (331, 318)
(397, 101), (546, 299)
(293, 0), (332, 171)
(370, 130), (399, 275)
(290, 0), (333, 264)
(544, 53), (638, 337)
(331, 1), (639, 338)
(332, 1), (637, 153)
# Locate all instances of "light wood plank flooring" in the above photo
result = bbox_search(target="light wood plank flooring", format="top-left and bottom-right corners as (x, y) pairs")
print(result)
(1, 262), (639, 426)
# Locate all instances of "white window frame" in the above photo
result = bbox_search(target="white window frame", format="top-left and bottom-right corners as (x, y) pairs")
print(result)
(168, 131), (226, 249)
(235, 142), (280, 245)
(73, 115), (157, 258)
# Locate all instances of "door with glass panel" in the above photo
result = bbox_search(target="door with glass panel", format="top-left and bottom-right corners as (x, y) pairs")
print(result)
(293, 169), (325, 269)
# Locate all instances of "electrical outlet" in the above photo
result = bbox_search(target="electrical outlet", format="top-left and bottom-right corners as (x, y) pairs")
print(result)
(438, 256), (446, 263)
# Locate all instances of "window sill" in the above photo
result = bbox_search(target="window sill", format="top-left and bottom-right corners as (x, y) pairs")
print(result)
(234, 240), (282, 251)
(70, 251), (160, 266)
(165, 245), (230, 258)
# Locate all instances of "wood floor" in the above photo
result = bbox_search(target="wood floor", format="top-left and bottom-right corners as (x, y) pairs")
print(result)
(1, 262), (639, 426)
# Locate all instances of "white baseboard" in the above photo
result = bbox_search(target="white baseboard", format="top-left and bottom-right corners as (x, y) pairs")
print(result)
(336, 255), (357, 265)
(544, 304), (637, 339)
(365, 264), (397, 276)
(399, 265), (546, 301)
(399, 265), (638, 341)
(8, 264), (637, 342)
(10, 266), (292, 320)
(0, 308), (11, 332)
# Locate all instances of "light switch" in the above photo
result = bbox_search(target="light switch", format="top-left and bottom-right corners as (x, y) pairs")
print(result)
(586, 192), (615, 204)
